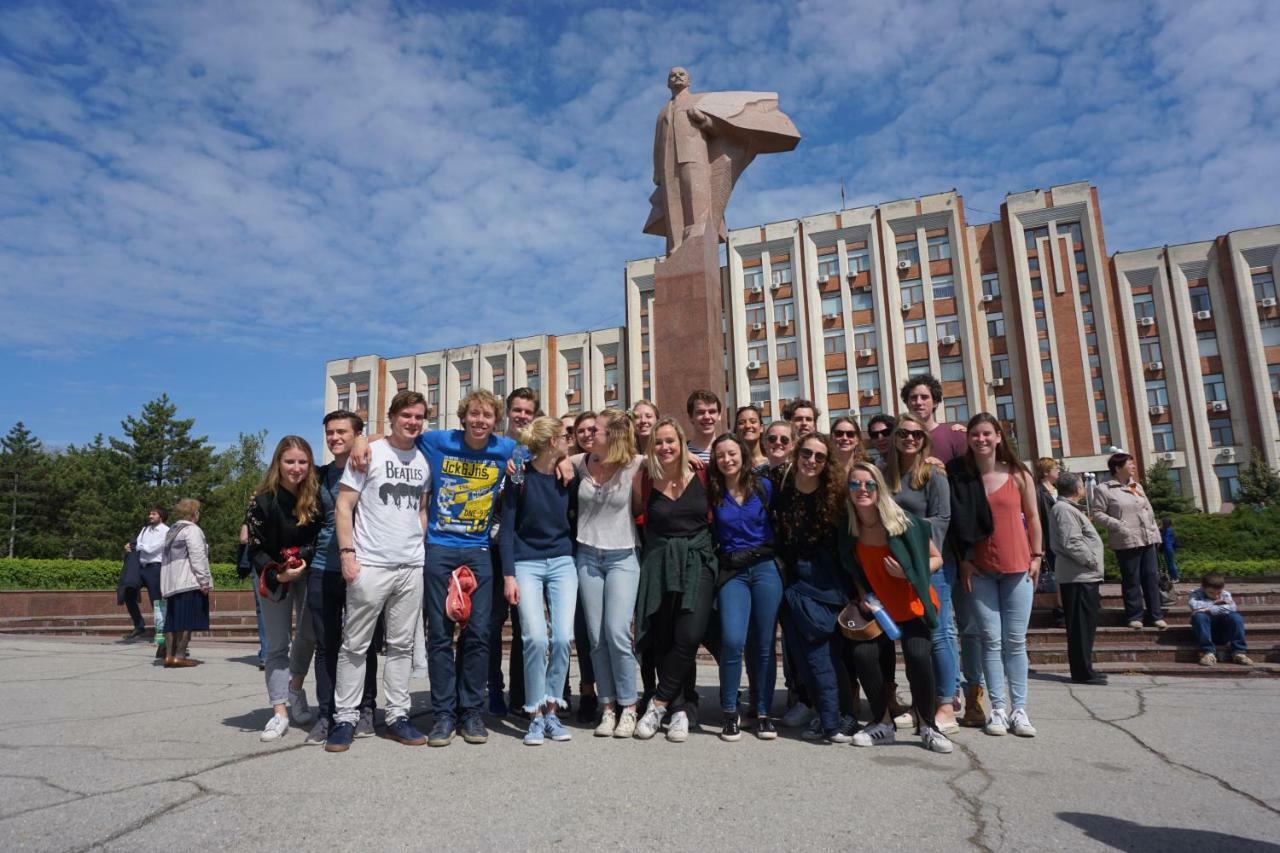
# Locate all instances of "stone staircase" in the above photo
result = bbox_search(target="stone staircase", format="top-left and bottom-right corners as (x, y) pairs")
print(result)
(3, 582), (1278, 677)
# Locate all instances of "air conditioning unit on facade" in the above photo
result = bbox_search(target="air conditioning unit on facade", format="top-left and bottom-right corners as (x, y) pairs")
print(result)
(605, 384), (617, 393)
(897, 259), (912, 270)
(770, 281), (783, 291)
(751, 322), (763, 331)
(1260, 297), (1277, 308)
(861, 388), (875, 397)
(940, 335), (958, 345)
(847, 271), (859, 281)
(825, 312), (840, 321)
(1138, 317), (1155, 327)
(747, 360), (761, 370)
(1148, 405), (1166, 415)
(1161, 451), (1176, 461)
(1210, 400), (1229, 413)
(981, 294), (995, 303)
(901, 301), (912, 312)
(1146, 361), (1164, 371)
(1195, 310), (1212, 321)
(858, 348), (874, 358)
(750, 284), (763, 294)
(1220, 447), (1236, 460)
(990, 377), (1006, 388)
(565, 389), (576, 398)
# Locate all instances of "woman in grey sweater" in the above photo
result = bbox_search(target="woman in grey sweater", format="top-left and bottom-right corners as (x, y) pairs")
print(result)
(1049, 473), (1107, 685)
(884, 414), (956, 731)
(160, 498), (213, 668)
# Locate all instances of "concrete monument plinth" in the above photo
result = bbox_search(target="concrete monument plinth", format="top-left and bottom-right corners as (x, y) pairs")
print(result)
(651, 231), (724, 423)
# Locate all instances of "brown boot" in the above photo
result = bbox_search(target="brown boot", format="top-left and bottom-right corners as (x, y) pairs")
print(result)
(961, 684), (986, 728)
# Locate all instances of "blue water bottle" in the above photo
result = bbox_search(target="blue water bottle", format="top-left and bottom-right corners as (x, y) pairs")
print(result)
(510, 445), (530, 485)
(863, 593), (902, 641)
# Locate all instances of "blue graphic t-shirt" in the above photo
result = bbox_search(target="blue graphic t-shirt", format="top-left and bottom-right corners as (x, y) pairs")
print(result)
(415, 430), (516, 548)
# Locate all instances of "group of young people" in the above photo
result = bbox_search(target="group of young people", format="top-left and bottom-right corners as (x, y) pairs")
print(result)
(119, 367), (1262, 754)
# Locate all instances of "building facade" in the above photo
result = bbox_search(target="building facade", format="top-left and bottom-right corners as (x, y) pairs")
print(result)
(326, 181), (1279, 511)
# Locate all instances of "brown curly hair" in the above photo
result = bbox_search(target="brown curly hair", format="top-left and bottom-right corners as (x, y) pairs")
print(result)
(780, 432), (846, 533)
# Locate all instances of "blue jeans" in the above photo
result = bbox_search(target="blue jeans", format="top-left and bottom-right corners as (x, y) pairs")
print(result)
(576, 545), (640, 707)
(717, 559), (783, 714)
(953, 571), (984, 693)
(252, 577), (267, 665)
(931, 559), (960, 703)
(1191, 610), (1247, 654)
(423, 545), (493, 720)
(1162, 546), (1180, 582)
(515, 556), (578, 713)
(969, 570), (1034, 713)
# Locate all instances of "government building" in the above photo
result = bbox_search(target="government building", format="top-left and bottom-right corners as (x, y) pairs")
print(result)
(325, 180), (1280, 513)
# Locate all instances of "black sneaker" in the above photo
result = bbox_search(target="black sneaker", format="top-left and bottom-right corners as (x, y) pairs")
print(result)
(324, 722), (354, 753)
(511, 706), (532, 721)
(487, 690), (508, 718)
(386, 717), (427, 746)
(459, 713), (489, 744)
(576, 693), (598, 724)
(355, 707), (376, 738)
(756, 717), (778, 740)
(124, 627), (147, 641)
(427, 716), (455, 747)
(720, 712), (741, 742)
(304, 717), (330, 746)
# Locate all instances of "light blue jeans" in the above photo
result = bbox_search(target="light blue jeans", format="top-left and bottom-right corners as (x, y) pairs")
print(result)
(514, 556), (579, 714)
(930, 559), (960, 703)
(969, 570), (1034, 712)
(576, 544), (641, 707)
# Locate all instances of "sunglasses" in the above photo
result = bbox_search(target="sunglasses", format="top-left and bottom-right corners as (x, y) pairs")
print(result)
(833, 429), (859, 439)
(847, 480), (879, 493)
(896, 429), (926, 441)
(868, 428), (891, 439)
(798, 447), (827, 463)
(766, 434), (791, 445)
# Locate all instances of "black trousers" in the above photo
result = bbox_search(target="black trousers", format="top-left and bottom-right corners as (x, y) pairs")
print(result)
(1116, 545), (1162, 623)
(309, 570), (378, 721)
(123, 563), (162, 630)
(1060, 582), (1101, 681)
(650, 565), (716, 710)
(849, 618), (935, 727)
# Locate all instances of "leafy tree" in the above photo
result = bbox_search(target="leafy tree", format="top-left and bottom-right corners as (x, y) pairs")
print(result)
(1235, 449), (1280, 510)
(40, 437), (141, 559)
(1141, 458), (1195, 516)
(0, 422), (48, 558)
(109, 394), (214, 508)
(200, 431), (267, 562)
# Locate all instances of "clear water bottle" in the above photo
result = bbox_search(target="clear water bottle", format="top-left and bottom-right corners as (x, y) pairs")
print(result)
(510, 445), (530, 485)
(863, 593), (902, 641)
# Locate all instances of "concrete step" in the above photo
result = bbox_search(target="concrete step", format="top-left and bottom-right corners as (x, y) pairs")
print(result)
(1025, 622), (1280, 647)
(1028, 603), (1280, 628)
(1026, 643), (1278, 665)
(1029, 660), (1280, 678)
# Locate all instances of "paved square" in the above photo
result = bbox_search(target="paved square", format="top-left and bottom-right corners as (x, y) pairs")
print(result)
(1, 637), (1277, 852)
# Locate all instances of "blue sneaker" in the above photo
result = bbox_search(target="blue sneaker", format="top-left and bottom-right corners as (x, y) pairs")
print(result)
(427, 715), (455, 747)
(523, 716), (546, 746)
(386, 717), (426, 746)
(544, 712), (572, 742)
(324, 721), (354, 753)
(459, 713), (489, 744)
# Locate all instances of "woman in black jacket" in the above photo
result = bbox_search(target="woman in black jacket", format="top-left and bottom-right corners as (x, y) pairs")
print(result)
(248, 436), (322, 742)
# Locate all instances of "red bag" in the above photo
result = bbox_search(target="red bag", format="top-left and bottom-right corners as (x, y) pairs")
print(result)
(447, 565), (478, 625)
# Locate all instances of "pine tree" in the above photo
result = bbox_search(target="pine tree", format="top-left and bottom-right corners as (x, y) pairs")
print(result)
(1235, 449), (1280, 510)
(109, 395), (214, 508)
(0, 422), (48, 557)
(1141, 458), (1195, 516)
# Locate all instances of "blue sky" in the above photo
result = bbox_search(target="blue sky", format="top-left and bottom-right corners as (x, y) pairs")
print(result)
(2, 0), (1279, 450)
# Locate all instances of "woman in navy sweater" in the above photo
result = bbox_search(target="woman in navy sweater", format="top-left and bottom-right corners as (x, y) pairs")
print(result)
(499, 416), (578, 746)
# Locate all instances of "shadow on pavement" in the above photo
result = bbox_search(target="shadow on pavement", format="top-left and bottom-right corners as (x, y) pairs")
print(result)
(1058, 812), (1280, 852)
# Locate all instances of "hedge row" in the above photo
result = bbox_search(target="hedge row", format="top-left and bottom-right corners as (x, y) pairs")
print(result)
(0, 559), (253, 590)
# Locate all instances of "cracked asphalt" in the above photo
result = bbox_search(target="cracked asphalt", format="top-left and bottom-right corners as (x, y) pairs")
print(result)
(1, 636), (1278, 852)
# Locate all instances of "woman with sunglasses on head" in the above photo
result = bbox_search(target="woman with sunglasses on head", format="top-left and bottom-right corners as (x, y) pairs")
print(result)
(884, 413), (958, 732)
(949, 413), (1042, 738)
(840, 461), (952, 753)
(830, 416), (865, 471)
(708, 433), (783, 740)
(865, 414), (897, 466)
(772, 432), (854, 743)
(734, 405), (768, 471)
(572, 408), (644, 737)
(631, 400), (659, 457)
(631, 418), (717, 742)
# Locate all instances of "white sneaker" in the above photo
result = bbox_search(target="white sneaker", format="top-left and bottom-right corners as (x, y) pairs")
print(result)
(851, 721), (896, 747)
(984, 708), (1010, 736)
(594, 707), (617, 737)
(781, 702), (814, 728)
(260, 713), (290, 742)
(613, 707), (637, 739)
(288, 687), (315, 726)
(634, 704), (664, 740)
(1009, 708), (1037, 737)
(893, 710), (914, 730)
(666, 710), (689, 742)
(921, 726), (955, 754)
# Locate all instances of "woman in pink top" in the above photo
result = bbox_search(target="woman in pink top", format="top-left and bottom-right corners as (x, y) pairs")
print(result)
(957, 413), (1042, 738)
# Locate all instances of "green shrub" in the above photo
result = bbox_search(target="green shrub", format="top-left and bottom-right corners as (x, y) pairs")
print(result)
(0, 559), (252, 590)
